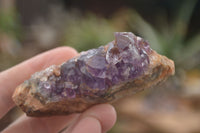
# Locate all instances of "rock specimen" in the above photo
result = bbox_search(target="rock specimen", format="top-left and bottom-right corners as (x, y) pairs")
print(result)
(13, 32), (175, 116)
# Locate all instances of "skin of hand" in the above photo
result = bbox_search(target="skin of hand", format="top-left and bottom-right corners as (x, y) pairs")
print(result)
(0, 47), (117, 133)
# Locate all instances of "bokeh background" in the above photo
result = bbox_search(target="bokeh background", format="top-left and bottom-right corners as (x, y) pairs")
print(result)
(1, 0), (200, 132)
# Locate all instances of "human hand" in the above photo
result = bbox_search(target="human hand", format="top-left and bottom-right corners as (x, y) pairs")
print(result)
(0, 47), (117, 133)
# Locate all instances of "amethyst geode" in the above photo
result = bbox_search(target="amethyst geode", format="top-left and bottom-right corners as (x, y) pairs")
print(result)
(13, 32), (175, 116)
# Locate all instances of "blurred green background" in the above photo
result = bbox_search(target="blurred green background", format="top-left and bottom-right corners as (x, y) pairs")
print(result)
(0, 0), (200, 132)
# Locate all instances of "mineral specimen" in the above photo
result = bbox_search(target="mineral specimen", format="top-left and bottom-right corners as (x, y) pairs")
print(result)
(12, 32), (175, 116)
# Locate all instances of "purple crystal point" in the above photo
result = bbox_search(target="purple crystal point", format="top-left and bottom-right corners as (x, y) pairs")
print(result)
(115, 32), (135, 50)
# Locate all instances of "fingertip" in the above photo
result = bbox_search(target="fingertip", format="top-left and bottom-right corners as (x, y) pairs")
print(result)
(55, 46), (78, 57)
(31, 46), (78, 69)
(44, 46), (78, 65)
(81, 104), (117, 132)
(71, 117), (101, 133)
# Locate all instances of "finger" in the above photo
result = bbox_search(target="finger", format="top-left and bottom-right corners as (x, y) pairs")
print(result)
(2, 113), (80, 133)
(69, 117), (101, 133)
(0, 47), (78, 118)
(65, 104), (117, 133)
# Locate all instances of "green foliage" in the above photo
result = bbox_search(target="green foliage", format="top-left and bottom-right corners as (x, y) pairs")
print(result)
(0, 8), (22, 39)
(63, 14), (116, 52)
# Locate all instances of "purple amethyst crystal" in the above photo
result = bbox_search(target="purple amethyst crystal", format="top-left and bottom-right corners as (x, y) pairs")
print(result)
(33, 32), (152, 101)
(13, 32), (175, 116)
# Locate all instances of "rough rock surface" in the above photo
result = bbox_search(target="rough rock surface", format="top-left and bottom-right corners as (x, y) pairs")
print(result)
(12, 32), (175, 116)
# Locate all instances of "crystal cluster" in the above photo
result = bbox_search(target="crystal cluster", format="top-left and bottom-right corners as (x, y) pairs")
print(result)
(12, 32), (175, 116)
(34, 32), (152, 101)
